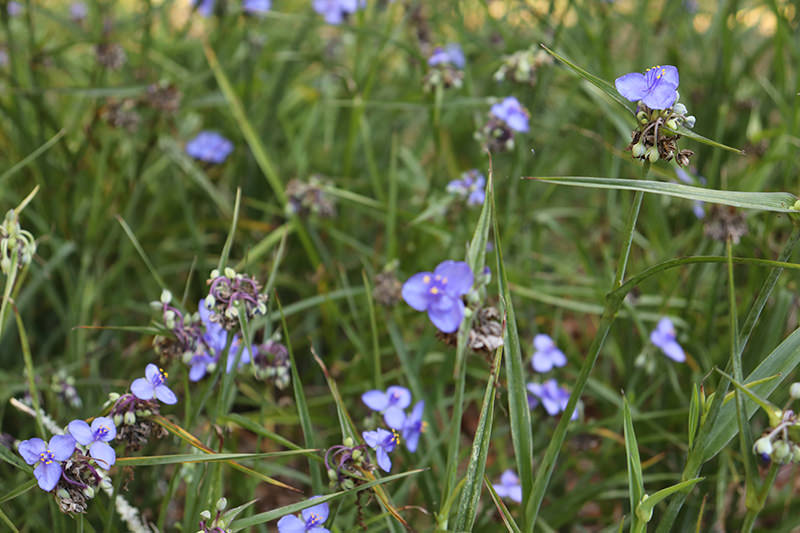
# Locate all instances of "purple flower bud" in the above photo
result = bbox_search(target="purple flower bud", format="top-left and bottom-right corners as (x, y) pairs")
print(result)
(530, 334), (567, 373)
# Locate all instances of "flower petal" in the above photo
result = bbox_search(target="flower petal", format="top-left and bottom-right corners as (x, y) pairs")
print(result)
(130, 377), (154, 400)
(500, 469), (519, 487)
(428, 297), (464, 333)
(362, 429), (383, 448)
(386, 386), (411, 409)
(658, 65), (679, 88)
(68, 420), (94, 446)
(376, 447), (392, 472)
(34, 461), (62, 492)
(276, 515), (306, 533)
(614, 72), (648, 102)
(493, 483), (509, 498)
(49, 435), (76, 461)
(361, 390), (389, 412)
(405, 428), (421, 453)
(301, 497), (329, 525)
(434, 261), (474, 296)
(660, 340), (686, 363)
(508, 485), (523, 503)
(533, 334), (554, 351)
(90, 441), (116, 468)
(531, 352), (554, 373)
(144, 363), (159, 383)
(91, 417), (117, 441)
(642, 82), (677, 109)
(401, 272), (434, 311)
(383, 407), (406, 430)
(155, 385), (178, 405)
(18, 438), (46, 465)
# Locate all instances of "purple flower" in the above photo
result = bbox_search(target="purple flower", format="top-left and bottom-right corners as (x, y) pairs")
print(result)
(675, 168), (706, 219)
(185, 131), (233, 163)
(447, 170), (486, 206)
(7, 2), (22, 16)
(400, 401), (425, 453)
(69, 2), (88, 21)
(277, 496), (330, 533)
(530, 334), (567, 373)
(312, 0), (364, 25)
(131, 363), (178, 404)
(650, 317), (685, 363)
(402, 260), (474, 333)
(361, 386), (411, 429)
(492, 469), (522, 503)
(190, 300), (254, 381)
(362, 428), (399, 472)
(490, 97), (529, 133)
(190, 0), (215, 17)
(428, 43), (465, 69)
(527, 379), (577, 420)
(243, 0), (271, 13)
(68, 417), (117, 468)
(18, 435), (76, 491)
(614, 65), (679, 110)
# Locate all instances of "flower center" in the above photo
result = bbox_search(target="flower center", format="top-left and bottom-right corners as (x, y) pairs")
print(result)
(39, 449), (55, 465)
(95, 425), (109, 439)
(307, 513), (321, 526)
(426, 275), (448, 296)
(151, 367), (168, 386)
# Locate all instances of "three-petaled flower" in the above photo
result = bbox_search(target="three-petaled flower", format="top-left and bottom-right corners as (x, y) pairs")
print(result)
(490, 97), (530, 133)
(185, 131), (233, 163)
(68, 416), (117, 468)
(362, 428), (400, 472)
(18, 435), (76, 491)
(277, 496), (330, 533)
(361, 386), (411, 429)
(530, 334), (567, 373)
(492, 469), (522, 503)
(447, 170), (486, 206)
(650, 317), (685, 362)
(527, 379), (578, 420)
(399, 401), (425, 453)
(428, 43), (465, 69)
(131, 363), (178, 404)
(312, 0), (364, 25)
(401, 260), (474, 333)
(614, 65), (679, 110)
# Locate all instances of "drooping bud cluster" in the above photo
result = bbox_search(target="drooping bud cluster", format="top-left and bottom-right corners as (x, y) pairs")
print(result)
(1, 209), (37, 275)
(95, 42), (126, 70)
(54, 456), (113, 514)
(106, 392), (167, 452)
(475, 97), (530, 153)
(493, 47), (552, 85)
(436, 305), (504, 356)
(196, 497), (249, 533)
(204, 268), (268, 331)
(151, 290), (206, 365)
(285, 176), (336, 218)
(252, 339), (291, 389)
(101, 99), (141, 131)
(423, 43), (465, 91)
(51, 371), (82, 409)
(627, 98), (696, 166)
(324, 437), (374, 490)
(145, 81), (182, 114)
(751, 384), (800, 465)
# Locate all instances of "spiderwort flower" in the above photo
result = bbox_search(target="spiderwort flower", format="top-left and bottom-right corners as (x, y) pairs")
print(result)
(69, 2), (88, 21)
(68, 417), (117, 468)
(7, 2), (22, 16)
(185, 131), (233, 163)
(362, 386), (411, 429)
(400, 401), (425, 453)
(312, 0), (364, 25)
(492, 469), (522, 503)
(243, 0), (271, 13)
(527, 379), (578, 420)
(277, 497), (330, 533)
(362, 428), (400, 472)
(447, 170), (486, 206)
(650, 317), (685, 363)
(615, 65), (679, 110)
(490, 96), (530, 133)
(18, 435), (76, 491)
(428, 43), (465, 69)
(402, 260), (474, 333)
(531, 334), (567, 373)
(131, 364), (178, 404)
(190, 0), (215, 17)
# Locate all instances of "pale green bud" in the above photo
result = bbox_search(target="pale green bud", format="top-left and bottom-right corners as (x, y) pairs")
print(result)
(646, 147), (659, 163)
(200, 510), (212, 521)
(224, 267), (236, 279)
(57, 488), (70, 499)
(343, 437), (354, 447)
(83, 486), (95, 499)
(216, 497), (228, 511)
(631, 142), (646, 158)
(790, 382), (800, 400)
(754, 436), (773, 455)
(113, 414), (123, 427)
(352, 449), (363, 461)
(124, 411), (136, 425)
(160, 290), (172, 304)
(672, 103), (687, 115)
(666, 118), (678, 130)
(327, 468), (338, 480)
(108, 392), (120, 402)
(774, 440), (791, 462)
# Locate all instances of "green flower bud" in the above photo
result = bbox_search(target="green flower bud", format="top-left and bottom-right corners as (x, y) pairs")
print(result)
(754, 436), (773, 455)
(83, 486), (95, 499)
(343, 437), (354, 447)
(790, 382), (800, 400)
(124, 411), (136, 425)
(666, 118), (678, 130)
(327, 468), (338, 480)
(646, 146), (659, 163)
(160, 289), (172, 304)
(224, 267), (236, 279)
(108, 392), (120, 402)
(631, 142), (646, 158)
(56, 488), (70, 499)
(200, 510), (212, 521)
(672, 103), (687, 115)
(352, 449), (363, 461)
(774, 440), (791, 462)
(216, 497), (228, 511)
(792, 445), (800, 464)
(113, 414), (123, 427)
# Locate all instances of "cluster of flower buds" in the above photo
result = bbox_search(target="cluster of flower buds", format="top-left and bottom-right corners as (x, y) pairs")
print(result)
(1, 209), (36, 275)
(493, 47), (552, 85)
(196, 497), (250, 533)
(423, 43), (465, 91)
(252, 339), (291, 389)
(51, 371), (82, 409)
(373, 266), (403, 307)
(325, 436), (373, 489)
(475, 96), (530, 152)
(628, 98), (696, 166)
(106, 388), (168, 453)
(753, 383), (800, 465)
(204, 268), (268, 331)
(152, 290), (205, 364)
(285, 176), (336, 218)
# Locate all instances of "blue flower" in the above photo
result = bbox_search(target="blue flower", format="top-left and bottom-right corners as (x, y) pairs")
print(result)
(243, 0), (271, 13)
(614, 65), (679, 110)
(492, 469), (522, 503)
(650, 317), (685, 363)
(527, 379), (577, 420)
(447, 170), (486, 206)
(189, 299), (255, 381)
(18, 435), (76, 491)
(312, 0), (365, 25)
(185, 131), (233, 163)
(70, 2), (88, 21)
(530, 334), (567, 373)
(277, 496), (330, 533)
(190, 0), (215, 17)
(490, 97), (530, 133)
(7, 2), (22, 16)
(131, 363), (178, 404)
(361, 386), (411, 429)
(428, 43), (465, 69)
(68, 417), (117, 468)
(400, 401), (425, 453)
(401, 260), (474, 333)
(362, 428), (399, 472)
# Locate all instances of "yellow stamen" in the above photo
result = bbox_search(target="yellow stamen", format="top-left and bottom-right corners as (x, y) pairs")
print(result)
(423, 275), (431, 283)
(430, 287), (439, 295)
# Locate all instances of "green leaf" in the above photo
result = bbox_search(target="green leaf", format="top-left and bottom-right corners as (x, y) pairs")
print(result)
(623, 396), (645, 522)
(529, 176), (798, 213)
(454, 344), (503, 532)
(0, 480), (36, 505)
(666, 124), (744, 155)
(484, 475), (523, 533)
(688, 384), (700, 450)
(116, 450), (315, 467)
(0, 440), (31, 472)
(636, 478), (704, 520)
(230, 469), (424, 531)
(0, 129), (65, 186)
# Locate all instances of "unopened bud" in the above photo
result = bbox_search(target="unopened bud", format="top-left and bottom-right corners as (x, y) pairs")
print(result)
(56, 488), (70, 499)
(792, 445), (800, 464)
(790, 382), (800, 400)
(352, 449), (363, 461)
(631, 142), (646, 158)
(113, 414), (123, 427)
(754, 436), (773, 456)
(200, 510), (212, 520)
(124, 411), (136, 425)
(666, 118), (678, 130)
(327, 468), (337, 480)
(672, 103), (687, 115)
(774, 440), (791, 462)
(216, 497), (227, 511)
(83, 486), (95, 499)
(646, 146), (659, 163)
(160, 289), (172, 304)
(343, 437), (354, 447)
(108, 392), (120, 402)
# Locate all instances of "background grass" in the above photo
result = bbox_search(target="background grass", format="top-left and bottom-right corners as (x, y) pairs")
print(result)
(2, 0), (800, 531)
